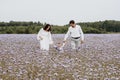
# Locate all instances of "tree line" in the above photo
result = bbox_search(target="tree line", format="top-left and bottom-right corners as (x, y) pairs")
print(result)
(0, 20), (120, 34)
(77, 20), (120, 33)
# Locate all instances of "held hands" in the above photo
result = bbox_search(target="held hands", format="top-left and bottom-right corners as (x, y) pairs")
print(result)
(63, 40), (66, 43)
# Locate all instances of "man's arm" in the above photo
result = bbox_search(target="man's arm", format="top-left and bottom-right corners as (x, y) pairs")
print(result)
(63, 28), (70, 42)
(79, 26), (84, 43)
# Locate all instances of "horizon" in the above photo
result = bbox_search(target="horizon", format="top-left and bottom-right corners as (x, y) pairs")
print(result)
(0, 19), (119, 26)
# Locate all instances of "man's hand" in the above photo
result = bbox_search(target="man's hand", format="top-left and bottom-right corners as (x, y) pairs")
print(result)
(81, 40), (84, 44)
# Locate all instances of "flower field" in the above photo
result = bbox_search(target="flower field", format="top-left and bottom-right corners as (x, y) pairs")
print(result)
(0, 34), (120, 80)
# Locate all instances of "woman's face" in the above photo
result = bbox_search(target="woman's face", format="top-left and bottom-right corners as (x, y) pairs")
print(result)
(46, 26), (50, 31)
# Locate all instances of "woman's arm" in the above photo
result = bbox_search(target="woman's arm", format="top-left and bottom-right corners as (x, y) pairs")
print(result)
(37, 28), (43, 41)
(49, 32), (53, 44)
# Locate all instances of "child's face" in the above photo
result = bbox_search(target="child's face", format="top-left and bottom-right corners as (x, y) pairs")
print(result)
(57, 43), (62, 47)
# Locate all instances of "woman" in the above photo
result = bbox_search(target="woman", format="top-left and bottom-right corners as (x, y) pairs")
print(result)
(37, 24), (53, 51)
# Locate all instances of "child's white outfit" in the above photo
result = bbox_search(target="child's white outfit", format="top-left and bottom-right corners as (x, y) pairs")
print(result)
(54, 43), (65, 53)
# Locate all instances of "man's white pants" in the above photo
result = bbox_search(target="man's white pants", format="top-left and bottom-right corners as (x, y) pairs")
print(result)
(70, 38), (80, 50)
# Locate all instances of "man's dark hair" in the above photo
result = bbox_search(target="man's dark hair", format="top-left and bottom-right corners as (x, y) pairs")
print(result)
(69, 20), (75, 24)
(43, 24), (51, 31)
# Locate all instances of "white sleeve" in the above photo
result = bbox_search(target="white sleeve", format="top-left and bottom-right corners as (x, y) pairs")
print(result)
(61, 43), (65, 48)
(79, 26), (84, 41)
(49, 32), (53, 44)
(64, 28), (71, 41)
(37, 28), (42, 41)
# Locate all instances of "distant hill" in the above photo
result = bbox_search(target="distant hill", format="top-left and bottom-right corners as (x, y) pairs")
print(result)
(0, 20), (120, 34)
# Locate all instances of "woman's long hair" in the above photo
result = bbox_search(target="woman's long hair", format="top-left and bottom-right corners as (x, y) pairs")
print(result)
(43, 24), (51, 32)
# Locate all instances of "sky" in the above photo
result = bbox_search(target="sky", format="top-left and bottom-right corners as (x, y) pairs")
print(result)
(0, 0), (120, 25)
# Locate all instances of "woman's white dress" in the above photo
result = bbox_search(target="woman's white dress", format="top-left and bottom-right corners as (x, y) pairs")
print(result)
(37, 28), (53, 51)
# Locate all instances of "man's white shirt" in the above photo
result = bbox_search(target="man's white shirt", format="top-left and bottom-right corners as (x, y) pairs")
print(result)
(64, 25), (84, 41)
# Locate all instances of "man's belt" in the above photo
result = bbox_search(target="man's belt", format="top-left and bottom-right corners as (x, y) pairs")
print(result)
(71, 37), (80, 39)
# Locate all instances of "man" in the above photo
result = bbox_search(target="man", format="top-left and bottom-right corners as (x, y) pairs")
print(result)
(63, 20), (84, 52)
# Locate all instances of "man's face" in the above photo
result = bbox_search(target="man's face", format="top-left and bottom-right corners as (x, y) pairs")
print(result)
(70, 23), (75, 27)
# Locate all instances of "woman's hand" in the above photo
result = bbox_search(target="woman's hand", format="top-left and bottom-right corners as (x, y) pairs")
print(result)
(39, 36), (43, 40)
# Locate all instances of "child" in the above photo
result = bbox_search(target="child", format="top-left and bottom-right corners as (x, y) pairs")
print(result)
(53, 42), (65, 53)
